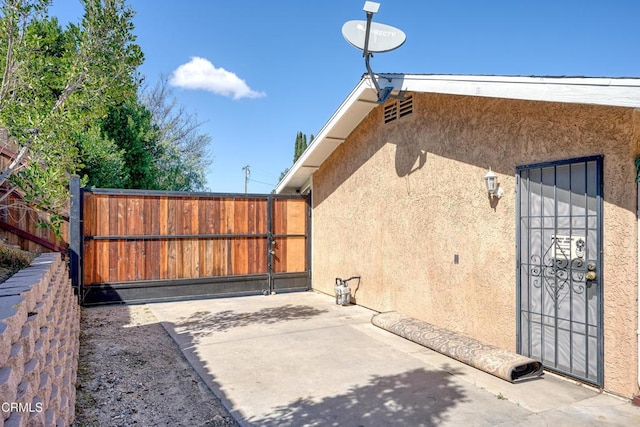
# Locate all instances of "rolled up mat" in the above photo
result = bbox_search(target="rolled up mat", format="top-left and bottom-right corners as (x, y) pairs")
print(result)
(371, 311), (543, 383)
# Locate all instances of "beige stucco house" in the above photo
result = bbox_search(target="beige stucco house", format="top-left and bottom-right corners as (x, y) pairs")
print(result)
(277, 74), (640, 399)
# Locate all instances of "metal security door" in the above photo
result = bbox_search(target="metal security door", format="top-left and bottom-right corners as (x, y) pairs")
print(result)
(516, 156), (603, 386)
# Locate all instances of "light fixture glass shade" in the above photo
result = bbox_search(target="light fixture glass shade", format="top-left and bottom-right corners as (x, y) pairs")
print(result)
(484, 168), (498, 194)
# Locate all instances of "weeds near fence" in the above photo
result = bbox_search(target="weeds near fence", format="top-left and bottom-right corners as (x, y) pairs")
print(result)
(0, 243), (35, 282)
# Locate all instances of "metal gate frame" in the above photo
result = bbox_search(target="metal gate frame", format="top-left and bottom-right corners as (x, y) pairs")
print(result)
(69, 177), (311, 305)
(515, 155), (604, 386)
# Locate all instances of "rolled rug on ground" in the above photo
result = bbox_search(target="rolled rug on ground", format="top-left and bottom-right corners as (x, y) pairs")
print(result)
(371, 311), (544, 383)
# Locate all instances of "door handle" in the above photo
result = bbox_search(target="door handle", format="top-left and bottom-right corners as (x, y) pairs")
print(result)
(270, 240), (276, 255)
(586, 262), (596, 281)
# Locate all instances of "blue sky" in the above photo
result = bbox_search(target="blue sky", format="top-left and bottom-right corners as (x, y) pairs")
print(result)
(50, 0), (640, 193)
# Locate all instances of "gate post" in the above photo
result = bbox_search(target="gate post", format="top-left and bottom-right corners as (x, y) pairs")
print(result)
(267, 194), (274, 294)
(69, 175), (82, 298)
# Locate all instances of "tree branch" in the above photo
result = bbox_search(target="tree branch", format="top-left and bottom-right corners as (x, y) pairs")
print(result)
(0, 134), (33, 188)
(0, 185), (17, 204)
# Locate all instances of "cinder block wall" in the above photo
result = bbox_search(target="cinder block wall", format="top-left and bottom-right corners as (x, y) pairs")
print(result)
(0, 253), (79, 426)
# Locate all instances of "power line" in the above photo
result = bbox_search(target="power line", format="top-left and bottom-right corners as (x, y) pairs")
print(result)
(249, 166), (278, 179)
(248, 178), (276, 187)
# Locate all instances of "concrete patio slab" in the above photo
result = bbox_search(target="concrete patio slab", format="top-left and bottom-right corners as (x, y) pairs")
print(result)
(148, 291), (640, 427)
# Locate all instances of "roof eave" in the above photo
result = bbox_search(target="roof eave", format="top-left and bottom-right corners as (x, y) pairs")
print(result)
(276, 74), (640, 194)
(275, 78), (379, 194)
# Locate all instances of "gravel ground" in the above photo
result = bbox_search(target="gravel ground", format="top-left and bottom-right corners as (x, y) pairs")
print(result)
(73, 304), (238, 427)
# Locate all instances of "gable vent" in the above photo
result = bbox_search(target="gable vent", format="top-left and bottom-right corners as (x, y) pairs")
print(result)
(383, 95), (413, 124)
(398, 95), (413, 118)
(384, 102), (398, 124)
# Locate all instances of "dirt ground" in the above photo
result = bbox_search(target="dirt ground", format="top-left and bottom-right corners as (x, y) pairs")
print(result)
(73, 304), (238, 427)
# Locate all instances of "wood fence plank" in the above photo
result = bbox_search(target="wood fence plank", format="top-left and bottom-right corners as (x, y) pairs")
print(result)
(287, 199), (306, 234)
(181, 198), (192, 278)
(286, 199), (306, 273)
(167, 197), (177, 279)
(191, 199), (200, 277)
(175, 197), (184, 278)
(84, 193), (95, 237)
(159, 197), (168, 279)
(124, 197), (138, 281)
(135, 197), (145, 281)
(83, 240), (94, 286)
(257, 199), (267, 273)
(116, 196), (127, 282)
(143, 197), (151, 281)
(149, 197), (161, 280)
(280, 199), (288, 273)
(140, 197), (160, 281)
(198, 199), (205, 278)
(96, 195), (110, 282)
(202, 199), (214, 277)
(83, 193), (96, 285)
(247, 199), (256, 274)
(287, 237), (306, 273)
(212, 199), (224, 276)
(108, 196), (119, 282)
(233, 199), (248, 275)
(273, 199), (285, 273)
(222, 199), (233, 275)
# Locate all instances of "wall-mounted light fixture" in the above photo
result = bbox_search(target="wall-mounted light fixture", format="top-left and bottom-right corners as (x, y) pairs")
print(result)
(484, 168), (504, 199)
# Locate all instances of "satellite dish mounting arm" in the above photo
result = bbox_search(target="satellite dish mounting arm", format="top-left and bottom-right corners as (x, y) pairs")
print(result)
(343, 2), (405, 103)
(362, 8), (393, 103)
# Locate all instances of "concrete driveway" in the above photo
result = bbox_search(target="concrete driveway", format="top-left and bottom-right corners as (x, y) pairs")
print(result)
(148, 291), (640, 426)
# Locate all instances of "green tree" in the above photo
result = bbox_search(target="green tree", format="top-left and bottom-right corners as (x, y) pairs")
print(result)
(78, 124), (127, 188)
(0, 0), (143, 229)
(293, 131), (307, 163)
(99, 98), (160, 189)
(82, 79), (213, 191)
(275, 131), (313, 191)
(140, 76), (211, 191)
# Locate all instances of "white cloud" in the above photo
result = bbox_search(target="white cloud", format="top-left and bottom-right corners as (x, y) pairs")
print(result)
(169, 57), (265, 100)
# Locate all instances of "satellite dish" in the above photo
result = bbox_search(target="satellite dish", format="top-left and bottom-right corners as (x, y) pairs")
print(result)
(342, 20), (406, 53)
(342, 2), (406, 104)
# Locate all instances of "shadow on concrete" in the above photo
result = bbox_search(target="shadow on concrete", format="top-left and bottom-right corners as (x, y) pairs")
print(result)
(175, 304), (329, 336)
(247, 366), (468, 427)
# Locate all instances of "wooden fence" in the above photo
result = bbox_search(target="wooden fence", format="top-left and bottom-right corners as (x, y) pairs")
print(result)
(76, 185), (310, 303)
(0, 128), (68, 253)
(0, 191), (68, 252)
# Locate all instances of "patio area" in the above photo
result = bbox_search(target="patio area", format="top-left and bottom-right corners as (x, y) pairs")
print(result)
(147, 291), (640, 426)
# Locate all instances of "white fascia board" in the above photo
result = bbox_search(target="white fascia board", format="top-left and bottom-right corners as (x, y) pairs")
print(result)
(379, 74), (640, 108)
(275, 78), (377, 194)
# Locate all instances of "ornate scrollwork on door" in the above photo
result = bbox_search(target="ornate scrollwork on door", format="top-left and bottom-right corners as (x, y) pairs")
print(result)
(530, 240), (587, 304)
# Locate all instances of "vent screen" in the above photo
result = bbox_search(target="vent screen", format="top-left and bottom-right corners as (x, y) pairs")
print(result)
(398, 95), (413, 118)
(383, 95), (413, 124)
(384, 102), (398, 124)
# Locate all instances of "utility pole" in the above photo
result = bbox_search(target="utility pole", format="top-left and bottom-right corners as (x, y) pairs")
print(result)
(242, 165), (250, 194)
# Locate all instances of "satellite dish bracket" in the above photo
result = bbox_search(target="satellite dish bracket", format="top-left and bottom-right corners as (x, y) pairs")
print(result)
(363, 10), (395, 104)
(342, 3), (405, 104)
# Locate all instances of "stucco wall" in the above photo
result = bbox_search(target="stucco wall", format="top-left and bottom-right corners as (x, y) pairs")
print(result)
(312, 92), (639, 398)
